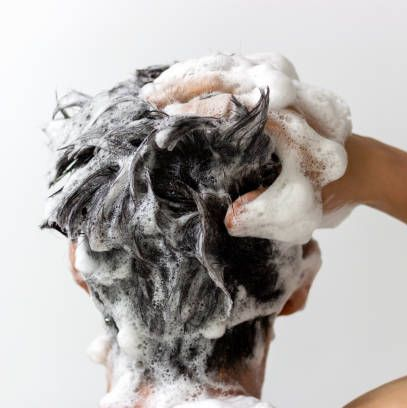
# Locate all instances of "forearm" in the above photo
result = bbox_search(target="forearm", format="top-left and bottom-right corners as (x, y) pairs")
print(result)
(355, 135), (407, 223)
(323, 134), (407, 224)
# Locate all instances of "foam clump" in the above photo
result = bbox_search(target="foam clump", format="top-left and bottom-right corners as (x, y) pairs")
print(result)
(141, 52), (351, 244)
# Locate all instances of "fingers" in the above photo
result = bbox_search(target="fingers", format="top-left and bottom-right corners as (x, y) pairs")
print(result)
(302, 238), (319, 259)
(142, 73), (233, 109)
(224, 187), (266, 231)
(279, 285), (311, 316)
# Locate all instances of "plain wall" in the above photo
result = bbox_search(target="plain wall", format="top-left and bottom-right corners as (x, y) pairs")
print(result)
(1, 1), (406, 407)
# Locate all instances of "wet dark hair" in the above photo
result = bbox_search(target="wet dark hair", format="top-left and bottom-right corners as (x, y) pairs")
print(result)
(43, 66), (291, 380)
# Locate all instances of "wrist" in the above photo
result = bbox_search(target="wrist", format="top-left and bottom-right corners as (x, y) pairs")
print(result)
(351, 134), (407, 223)
(322, 134), (372, 212)
(345, 134), (379, 207)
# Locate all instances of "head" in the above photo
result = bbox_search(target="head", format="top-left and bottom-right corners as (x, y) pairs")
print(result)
(43, 65), (319, 407)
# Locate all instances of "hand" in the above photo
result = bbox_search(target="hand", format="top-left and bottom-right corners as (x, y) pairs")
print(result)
(225, 133), (407, 318)
(226, 133), (407, 233)
(225, 190), (321, 316)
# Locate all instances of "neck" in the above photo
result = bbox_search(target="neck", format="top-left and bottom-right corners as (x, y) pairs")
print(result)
(132, 369), (264, 408)
(130, 332), (272, 407)
(102, 319), (275, 408)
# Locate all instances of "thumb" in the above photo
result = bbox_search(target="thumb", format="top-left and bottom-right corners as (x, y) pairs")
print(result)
(224, 187), (266, 231)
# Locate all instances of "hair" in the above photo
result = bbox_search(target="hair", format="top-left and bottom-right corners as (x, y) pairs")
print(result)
(42, 65), (296, 384)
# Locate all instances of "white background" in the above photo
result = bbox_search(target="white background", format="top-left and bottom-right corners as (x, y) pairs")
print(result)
(1, 1), (406, 407)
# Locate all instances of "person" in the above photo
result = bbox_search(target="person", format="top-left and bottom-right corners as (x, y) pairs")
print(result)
(44, 74), (317, 407)
(43, 55), (407, 407)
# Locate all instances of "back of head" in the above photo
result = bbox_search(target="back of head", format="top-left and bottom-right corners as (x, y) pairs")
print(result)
(43, 53), (349, 407)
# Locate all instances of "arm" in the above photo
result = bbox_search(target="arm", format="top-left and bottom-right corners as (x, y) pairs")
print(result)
(322, 134), (407, 224)
(224, 134), (407, 317)
(226, 134), (407, 229)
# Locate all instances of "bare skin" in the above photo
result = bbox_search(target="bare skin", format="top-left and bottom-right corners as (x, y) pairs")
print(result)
(344, 376), (407, 408)
(322, 134), (407, 223)
(68, 134), (407, 406)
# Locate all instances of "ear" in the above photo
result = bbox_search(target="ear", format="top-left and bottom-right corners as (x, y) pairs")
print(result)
(68, 241), (89, 293)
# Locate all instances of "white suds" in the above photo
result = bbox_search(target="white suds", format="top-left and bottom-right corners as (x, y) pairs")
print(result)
(116, 325), (138, 356)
